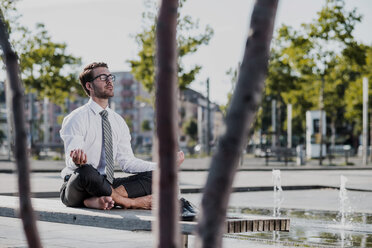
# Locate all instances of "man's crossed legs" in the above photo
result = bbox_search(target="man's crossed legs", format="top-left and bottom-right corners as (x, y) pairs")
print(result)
(60, 164), (153, 210)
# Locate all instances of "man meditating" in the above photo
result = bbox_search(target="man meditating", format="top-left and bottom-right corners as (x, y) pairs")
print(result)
(59, 62), (195, 219)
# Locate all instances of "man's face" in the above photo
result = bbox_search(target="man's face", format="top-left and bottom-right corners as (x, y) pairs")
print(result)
(88, 67), (114, 99)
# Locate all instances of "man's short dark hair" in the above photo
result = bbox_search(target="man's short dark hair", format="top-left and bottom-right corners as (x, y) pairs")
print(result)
(79, 62), (108, 96)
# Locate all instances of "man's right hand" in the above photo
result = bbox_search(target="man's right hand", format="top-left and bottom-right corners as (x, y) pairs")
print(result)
(70, 149), (87, 166)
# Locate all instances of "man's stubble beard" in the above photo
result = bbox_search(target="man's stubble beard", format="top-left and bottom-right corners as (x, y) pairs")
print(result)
(91, 83), (114, 99)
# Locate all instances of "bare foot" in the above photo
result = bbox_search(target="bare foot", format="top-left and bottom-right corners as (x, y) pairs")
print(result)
(110, 187), (152, 209)
(83, 196), (115, 210)
(132, 195), (152, 210)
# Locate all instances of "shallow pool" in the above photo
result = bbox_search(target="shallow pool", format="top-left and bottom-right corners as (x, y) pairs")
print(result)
(227, 207), (372, 247)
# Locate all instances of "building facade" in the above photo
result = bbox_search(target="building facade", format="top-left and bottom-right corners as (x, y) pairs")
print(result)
(178, 88), (224, 154)
(0, 73), (225, 156)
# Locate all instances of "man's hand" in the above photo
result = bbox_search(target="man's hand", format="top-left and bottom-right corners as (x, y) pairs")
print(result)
(70, 149), (87, 166)
(176, 151), (185, 167)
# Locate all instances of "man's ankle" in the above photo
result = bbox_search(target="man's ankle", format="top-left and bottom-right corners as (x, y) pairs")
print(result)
(132, 195), (152, 210)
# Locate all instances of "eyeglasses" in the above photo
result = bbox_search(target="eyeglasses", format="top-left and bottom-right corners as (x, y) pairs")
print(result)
(91, 74), (116, 82)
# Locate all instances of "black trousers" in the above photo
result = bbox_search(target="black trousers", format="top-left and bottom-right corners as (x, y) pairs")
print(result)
(60, 164), (153, 207)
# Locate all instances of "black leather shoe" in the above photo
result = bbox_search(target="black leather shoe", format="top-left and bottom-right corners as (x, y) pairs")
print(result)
(181, 206), (196, 221)
(180, 198), (197, 221)
(180, 198), (198, 214)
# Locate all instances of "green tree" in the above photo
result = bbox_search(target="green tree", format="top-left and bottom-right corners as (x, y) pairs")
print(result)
(303, 0), (365, 148)
(182, 117), (197, 143)
(0, 0), (82, 106)
(0, 0), (25, 39)
(128, 0), (214, 94)
(19, 23), (82, 106)
(261, 29), (315, 142)
(263, 0), (367, 147)
(141, 119), (152, 131)
(344, 46), (372, 137)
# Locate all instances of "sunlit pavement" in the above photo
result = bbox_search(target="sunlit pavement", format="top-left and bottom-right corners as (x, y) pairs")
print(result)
(0, 156), (371, 247)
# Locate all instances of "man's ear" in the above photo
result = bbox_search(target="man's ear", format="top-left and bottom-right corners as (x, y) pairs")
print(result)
(86, 82), (92, 91)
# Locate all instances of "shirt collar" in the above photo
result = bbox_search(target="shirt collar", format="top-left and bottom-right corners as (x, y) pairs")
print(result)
(88, 98), (111, 115)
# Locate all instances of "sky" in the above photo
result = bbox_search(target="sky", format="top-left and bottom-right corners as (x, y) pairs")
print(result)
(12, 0), (372, 105)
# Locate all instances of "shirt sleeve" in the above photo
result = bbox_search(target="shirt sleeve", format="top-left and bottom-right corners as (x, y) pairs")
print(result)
(116, 118), (157, 173)
(60, 113), (86, 173)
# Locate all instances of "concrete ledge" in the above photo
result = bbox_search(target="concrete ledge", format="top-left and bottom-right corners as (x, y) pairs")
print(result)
(1, 184), (371, 199)
(2, 164), (372, 173)
(0, 196), (289, 234)
(0, 195), (191, 232)
(181, 166), (372, 172)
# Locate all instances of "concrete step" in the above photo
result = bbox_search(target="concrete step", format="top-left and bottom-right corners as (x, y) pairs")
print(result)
(0, 196), (289, 234)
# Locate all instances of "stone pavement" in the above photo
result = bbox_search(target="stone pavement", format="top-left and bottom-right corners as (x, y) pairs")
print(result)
(0, 153), (368, 172)
(0, 216), (282, 248)
(0, 156), (371, 247)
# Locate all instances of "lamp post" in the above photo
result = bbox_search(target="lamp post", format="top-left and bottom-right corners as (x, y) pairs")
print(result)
(287, 104), (292, 148)
(206, 78), (211, 155)
(271, 99), (276, 149)
(363, 77), (368, 166)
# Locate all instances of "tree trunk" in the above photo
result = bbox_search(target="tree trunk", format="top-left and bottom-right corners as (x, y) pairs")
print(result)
(351, 123), (358, 153)
(331, 118), (336, 148)
(154, 0), (180, 247)
(195, 0), (278, 247)
(276, 99), (281, 161)
(0, 12), (42, 248)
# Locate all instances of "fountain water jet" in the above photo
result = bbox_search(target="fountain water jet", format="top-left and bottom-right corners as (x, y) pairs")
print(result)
(339, 175), (351, 227)
(272, 169), (283, 217)
(272, 169), (284, 243)
(338, 175), (354, 247)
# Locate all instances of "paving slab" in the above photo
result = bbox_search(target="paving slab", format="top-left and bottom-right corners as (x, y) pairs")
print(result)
(0, 196), (290, 235)
(1, 169), (371, 196)
(183, 188), (372, 214)
(1, 155), (372, 173)
(0, 216), (293, 248)
(1, 158), (371, 247)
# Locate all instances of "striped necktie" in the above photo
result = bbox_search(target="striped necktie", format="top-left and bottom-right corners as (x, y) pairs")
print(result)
(100, 110), (114, 184)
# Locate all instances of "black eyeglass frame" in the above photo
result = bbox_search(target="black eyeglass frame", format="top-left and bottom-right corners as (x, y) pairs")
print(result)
(91, 74), (116, 82)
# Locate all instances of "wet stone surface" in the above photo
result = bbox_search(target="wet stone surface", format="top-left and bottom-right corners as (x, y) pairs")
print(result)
(228, 207), (372, 247)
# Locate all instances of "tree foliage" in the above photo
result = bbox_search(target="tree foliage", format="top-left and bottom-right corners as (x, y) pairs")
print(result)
(0, 0), (82, 106)
(344, 46), (372, 134)
(19, 23), (82, 105)
(128, 0), (214, 94)
(141, 119), (152, 131)
(262, 0), (368, 143)
(182, 117), (197, 141)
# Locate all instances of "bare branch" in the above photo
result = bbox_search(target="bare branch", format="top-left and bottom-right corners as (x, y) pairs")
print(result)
(0, 9), (42, 248)
(154, 0), (180, 247)
(195, 0), (279, 247)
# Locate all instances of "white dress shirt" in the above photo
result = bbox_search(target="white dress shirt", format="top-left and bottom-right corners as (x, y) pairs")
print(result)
(60, 98), (156, 178)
